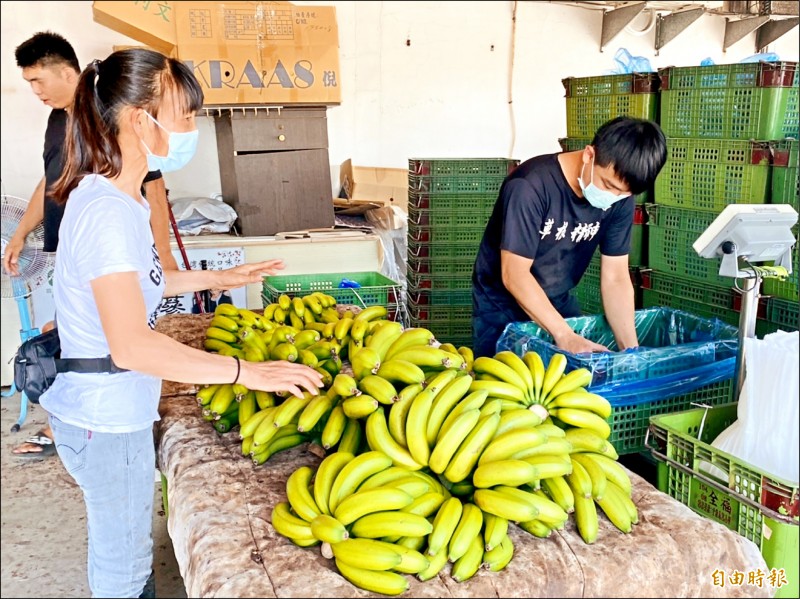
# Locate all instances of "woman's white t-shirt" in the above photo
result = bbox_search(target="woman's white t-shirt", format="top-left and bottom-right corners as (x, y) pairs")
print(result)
(40, 175), (165, 433)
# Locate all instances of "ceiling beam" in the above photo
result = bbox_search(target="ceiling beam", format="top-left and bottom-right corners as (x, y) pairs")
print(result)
(600, 1), (646, 51)
(655, 7), (705, 55)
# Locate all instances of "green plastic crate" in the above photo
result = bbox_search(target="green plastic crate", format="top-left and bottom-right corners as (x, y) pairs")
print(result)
(558, 137), (649, 204)
(407, 255), (475, 277)
(408, 301), (473, 323)
(770, 140), (799, 211)
(408, 223), (484, 245)
(407, 271), (473, 292)
(649, 403), (799, 598)
(643, 288), (740, 327)
(647, 205), (731, 287)
(262, 271), (400, 309)
(408, 205), (492, 229)
(766, 297), (800, 331)
(407, 240), (479, 261)
(659, 62), (799, 139)
(644, 270), (734, 310)
(654, 139), (771, 210)
(406, 288), (472, 306)
(409, 315), (472, 347)
(409, 158), (518, 177)
(408, 173), (506, 195)
(562, 73), (660, 138)
(408, 192), (497, 211)
(609, 378), (733, 456)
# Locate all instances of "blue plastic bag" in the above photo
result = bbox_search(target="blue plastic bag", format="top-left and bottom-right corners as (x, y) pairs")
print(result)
(495, 308), (738, 403)
(606, 48), (654, 74)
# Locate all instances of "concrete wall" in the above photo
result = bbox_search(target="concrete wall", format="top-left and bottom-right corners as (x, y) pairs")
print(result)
(1, 0), (798, 201)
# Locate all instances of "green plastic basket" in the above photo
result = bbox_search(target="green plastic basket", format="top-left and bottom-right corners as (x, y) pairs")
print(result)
(644, 270), (734, 310)
(654, 138), (771, 210)
(408, 174), (506, 195)
(659, 62), (799, 139)
(407, 255), (475, 278)
(770, 140), (799, 211)
(407, 205), (492, 229)
(649, 403), (799, 598)
(643, 289), (740, 327)
(409, 315), (472, 347)
(262, 271), (400, 309)
(408, 192), (497, 212)
(408, 271), (473, 292)
(407, 240), (480, 260)
(408, 301), (473, 323)
(408, 158), (518, 177)
(562, 72), (660, 138)
(766, 297), (800, 331)
(566, 93), (659, 138)
(608, 378), (733, 456)
(406, 288), (472, 306)
(647, 205), (732, 287)
(408, 224), (485, 245)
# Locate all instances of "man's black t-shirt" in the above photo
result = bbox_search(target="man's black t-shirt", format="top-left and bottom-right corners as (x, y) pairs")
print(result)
(473, 153), (634, 330)
(42, 109), (163, 252)
(42, 109), (67, 252)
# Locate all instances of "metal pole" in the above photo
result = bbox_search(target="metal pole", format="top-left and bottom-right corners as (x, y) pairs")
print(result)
(734, 274), (761, 402)
(166, 199), (206, 314)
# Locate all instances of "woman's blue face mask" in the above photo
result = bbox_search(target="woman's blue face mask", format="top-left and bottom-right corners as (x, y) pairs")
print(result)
(140, 111), (199, 173)
(578, 158), (629, 211)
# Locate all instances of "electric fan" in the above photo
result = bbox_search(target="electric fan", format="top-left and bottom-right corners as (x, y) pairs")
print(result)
(1, 193), (54, 432)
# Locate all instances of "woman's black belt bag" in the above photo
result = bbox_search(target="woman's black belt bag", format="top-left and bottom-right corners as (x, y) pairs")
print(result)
(13, 328), (128, 403)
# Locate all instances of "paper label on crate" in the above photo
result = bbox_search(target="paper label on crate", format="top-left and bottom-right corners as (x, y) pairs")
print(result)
(690, 478), (739, 531)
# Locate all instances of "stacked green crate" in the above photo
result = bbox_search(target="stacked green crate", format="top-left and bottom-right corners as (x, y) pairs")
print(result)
(764, 139), (799, 303)
(407, 158), (518, 346)
(559, 71), (659, 273)
(562, 72), (660, 138)
(649, 61), (798, 331)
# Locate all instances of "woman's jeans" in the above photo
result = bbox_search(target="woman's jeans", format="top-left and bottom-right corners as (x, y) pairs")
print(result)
(49, 415), (155, 598)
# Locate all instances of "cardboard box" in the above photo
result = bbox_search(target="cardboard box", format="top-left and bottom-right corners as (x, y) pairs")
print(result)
(339, 159), (408, 213)
(93, 1), (178, 55)
(175, 2), (341, 105)
(93, 1), (341, 105)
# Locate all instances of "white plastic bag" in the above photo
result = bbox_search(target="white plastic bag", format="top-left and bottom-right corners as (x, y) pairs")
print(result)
(170, 196), (238, 236)
(705, 330), (799, 484)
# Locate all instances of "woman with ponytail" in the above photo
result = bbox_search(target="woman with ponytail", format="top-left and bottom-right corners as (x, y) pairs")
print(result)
(44, 49), (323, 598)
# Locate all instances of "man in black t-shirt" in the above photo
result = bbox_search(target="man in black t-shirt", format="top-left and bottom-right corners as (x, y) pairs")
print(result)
(4, 32), (175, 464)
(3, 32), (178, 277)
(472, 117), (666, 358)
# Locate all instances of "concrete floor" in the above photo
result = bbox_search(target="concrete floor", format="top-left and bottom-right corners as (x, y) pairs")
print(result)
(1, 392), (187, 598)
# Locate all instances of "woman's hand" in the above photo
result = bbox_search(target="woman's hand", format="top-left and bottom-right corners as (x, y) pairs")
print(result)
(240, 359), (324, 399)
(214, 259), (285, 291)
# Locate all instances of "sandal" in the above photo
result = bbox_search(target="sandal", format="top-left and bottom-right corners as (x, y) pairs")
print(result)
(12, 430), (56, 460)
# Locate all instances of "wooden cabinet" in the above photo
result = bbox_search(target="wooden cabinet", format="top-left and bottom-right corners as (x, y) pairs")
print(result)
(215, 107), (334, 236)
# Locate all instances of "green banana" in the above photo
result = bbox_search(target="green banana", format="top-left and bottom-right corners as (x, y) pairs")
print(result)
(334, 487), (414, 525)
(451, 533), (484, 582)
(286, 465), (321, 521)
(328, 451), (393, 514)
(448, 502), (483, 562)
(365, 410), (424, 470)
(309, 514), (349, 543)
(313, 452), (354, 516)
